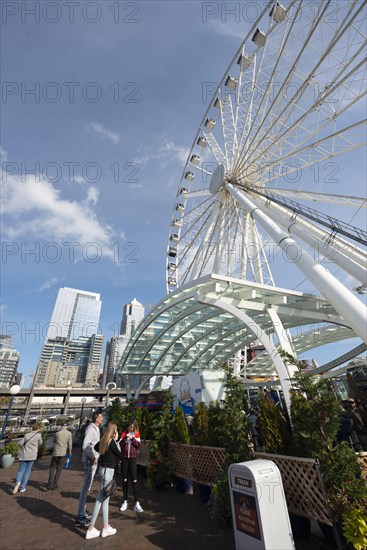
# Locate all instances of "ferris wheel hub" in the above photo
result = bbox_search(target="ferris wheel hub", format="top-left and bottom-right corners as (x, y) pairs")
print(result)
(209, 164), (226, 195)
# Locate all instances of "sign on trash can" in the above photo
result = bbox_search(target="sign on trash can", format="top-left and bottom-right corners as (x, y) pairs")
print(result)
(229, 459), (294, 550)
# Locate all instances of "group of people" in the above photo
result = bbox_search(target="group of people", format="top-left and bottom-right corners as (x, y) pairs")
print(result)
(76, 412), (143, 540)
(12, 412), (143, 540)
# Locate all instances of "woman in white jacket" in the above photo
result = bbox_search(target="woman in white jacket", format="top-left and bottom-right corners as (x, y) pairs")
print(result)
(13, 422), (42, 494)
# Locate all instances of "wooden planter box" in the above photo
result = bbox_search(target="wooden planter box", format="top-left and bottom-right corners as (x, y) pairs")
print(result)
(138, 442), (366, 525)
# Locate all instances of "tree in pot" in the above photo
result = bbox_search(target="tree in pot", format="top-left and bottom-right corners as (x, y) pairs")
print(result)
(208, 368), (251, 525)
(171, 406), (192, 493)
(1, 440), (20, 468)
(289, 366), (367, 548)
(146, 391), (175, 491)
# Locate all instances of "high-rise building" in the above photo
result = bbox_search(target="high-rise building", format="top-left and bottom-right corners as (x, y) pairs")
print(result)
(35, 335), (103, 388)
(102, 335), (129, 387)
(35, 287), (103, 388)
(47, 287), (101, 340)
(120, 298), (145, 338)
(0, 335), (14, 350)
(0, 335), (20, 388)
(102, 299), (145, 388)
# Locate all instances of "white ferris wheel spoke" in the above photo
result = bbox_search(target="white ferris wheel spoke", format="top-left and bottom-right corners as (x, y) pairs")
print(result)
(261, 188), (367, 207)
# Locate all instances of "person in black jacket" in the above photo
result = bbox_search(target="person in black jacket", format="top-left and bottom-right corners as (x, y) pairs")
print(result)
(85, 422), (122, 540)
(119, 420), (143, 513)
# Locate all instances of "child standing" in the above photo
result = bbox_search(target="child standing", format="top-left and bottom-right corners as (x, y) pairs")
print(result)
(119, 421), (143, 513)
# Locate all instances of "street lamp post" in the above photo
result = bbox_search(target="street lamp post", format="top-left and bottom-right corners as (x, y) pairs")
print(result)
(79, 397), (87, 428)
(1, 384), (21, 439)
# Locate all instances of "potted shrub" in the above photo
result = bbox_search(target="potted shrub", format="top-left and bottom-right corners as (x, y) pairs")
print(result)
(146, 391), (175, 491)
(208, 368), (251, 524)
(289, 367), (367, 545)
(37, 424), (49, 457)
(1, 440), (20, 468)
(171, 406), (192, 493)
(342, 505), (367, 550)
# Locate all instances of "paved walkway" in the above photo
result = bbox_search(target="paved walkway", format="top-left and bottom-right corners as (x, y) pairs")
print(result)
(0, 449), (336, 550)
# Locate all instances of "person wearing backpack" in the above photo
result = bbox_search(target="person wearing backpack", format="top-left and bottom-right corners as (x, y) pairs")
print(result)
(13, 423), (42, 494)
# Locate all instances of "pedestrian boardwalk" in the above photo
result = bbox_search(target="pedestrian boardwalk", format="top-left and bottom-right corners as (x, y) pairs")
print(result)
(0, 449), (335, 550)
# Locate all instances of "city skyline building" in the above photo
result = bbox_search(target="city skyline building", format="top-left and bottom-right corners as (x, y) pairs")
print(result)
(0, 335), (15, 350)
(120, 298), (145, 338)
(102, 335), (129, 388)
(0, 335), (20, 388)
(34, 287), (103, 388)
(46, 287), (102, 340)
(34, 334), (104, 388)
(102, 298), (145, 388)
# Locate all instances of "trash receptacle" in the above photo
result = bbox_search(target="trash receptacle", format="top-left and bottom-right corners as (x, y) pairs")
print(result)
(229, 459), (294, 550)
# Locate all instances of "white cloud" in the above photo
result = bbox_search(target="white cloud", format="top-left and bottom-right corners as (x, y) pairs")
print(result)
(0, 303), (6, 316)
(0, 171), (118, 261)
(206, 20), (247, 41)
(38, 277), (61, 292)
(73, 175), (86, 184)
(0, 147), (8, 162)
(134, 138), (189, 168)
(85, 186), (99, 206)
(88, 122), (120, 143)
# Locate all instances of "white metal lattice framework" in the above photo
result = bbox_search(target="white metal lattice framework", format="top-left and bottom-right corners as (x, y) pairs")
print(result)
(118, 1), (367, 404)
(117, 274), (359, 410)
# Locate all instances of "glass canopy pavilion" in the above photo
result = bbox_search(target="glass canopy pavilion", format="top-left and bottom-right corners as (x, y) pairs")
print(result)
(117, 274), (356, 412)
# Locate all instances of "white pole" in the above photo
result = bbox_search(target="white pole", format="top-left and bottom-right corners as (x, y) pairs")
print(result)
(251, 193), (367, 284)
(227, 184), (367, 343)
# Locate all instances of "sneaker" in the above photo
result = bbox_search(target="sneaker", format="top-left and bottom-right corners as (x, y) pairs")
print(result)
(75, 517), (90, 527)
(85, 527), (100, 540)
(101, 526), (116, 538)
(19, 488), (26, 493)
(119, 500), (128, 512)
(12, 483), (20, 495)
(134, 502), (143, 513)
(84, 511), (92, 520)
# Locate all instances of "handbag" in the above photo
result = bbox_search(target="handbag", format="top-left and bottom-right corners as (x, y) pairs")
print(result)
(103, 475), (116, 498)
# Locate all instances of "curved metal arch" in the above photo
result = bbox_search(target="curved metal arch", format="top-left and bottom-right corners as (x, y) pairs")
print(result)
(188, 326), (253, 372)
(149, 308), (235, 372)
(130, 303), (209, 371)
(197, 293), (297, 416)
(170, 317), (254, 374)
(119, 286), (206, 369)
(189, 316), (275, 373)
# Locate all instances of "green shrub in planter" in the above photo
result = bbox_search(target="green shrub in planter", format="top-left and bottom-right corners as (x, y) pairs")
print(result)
(0, 440), (20, 458)
(342, 506), (367, 550)
(172, 406), (190, 444)
(258, 393), (288, 454)
(146, 391), (175, 491)
(208, 368), (251, 524)
(289, 368), (367, 522)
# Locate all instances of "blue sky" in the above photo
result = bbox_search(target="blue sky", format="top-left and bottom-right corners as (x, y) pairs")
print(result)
(1, 1), (366, 387)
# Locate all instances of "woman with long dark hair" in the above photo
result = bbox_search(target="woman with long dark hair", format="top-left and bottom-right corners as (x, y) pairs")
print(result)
(85, 422), (122, 540)
(119, 420), (143, 513)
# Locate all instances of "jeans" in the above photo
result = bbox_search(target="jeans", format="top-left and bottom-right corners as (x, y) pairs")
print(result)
(90, 466), (114, 527)
(48, 455), (66, 488)
(77, 461), (98, 519)
(122, 458), (138, 502)
(16, 460), (35, 490)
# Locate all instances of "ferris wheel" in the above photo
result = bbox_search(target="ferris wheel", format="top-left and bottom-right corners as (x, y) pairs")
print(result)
(166, 0), (367, 342)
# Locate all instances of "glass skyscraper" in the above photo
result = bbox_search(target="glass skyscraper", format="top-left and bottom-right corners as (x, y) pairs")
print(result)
(46, 287), (102, 340)
(120, 298), (145, 338)
(35, 287), (103, 388)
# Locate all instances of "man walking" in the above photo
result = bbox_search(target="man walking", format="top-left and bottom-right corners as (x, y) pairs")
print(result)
(47, 423), (72, 490)
(75, 411), (103, 527)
